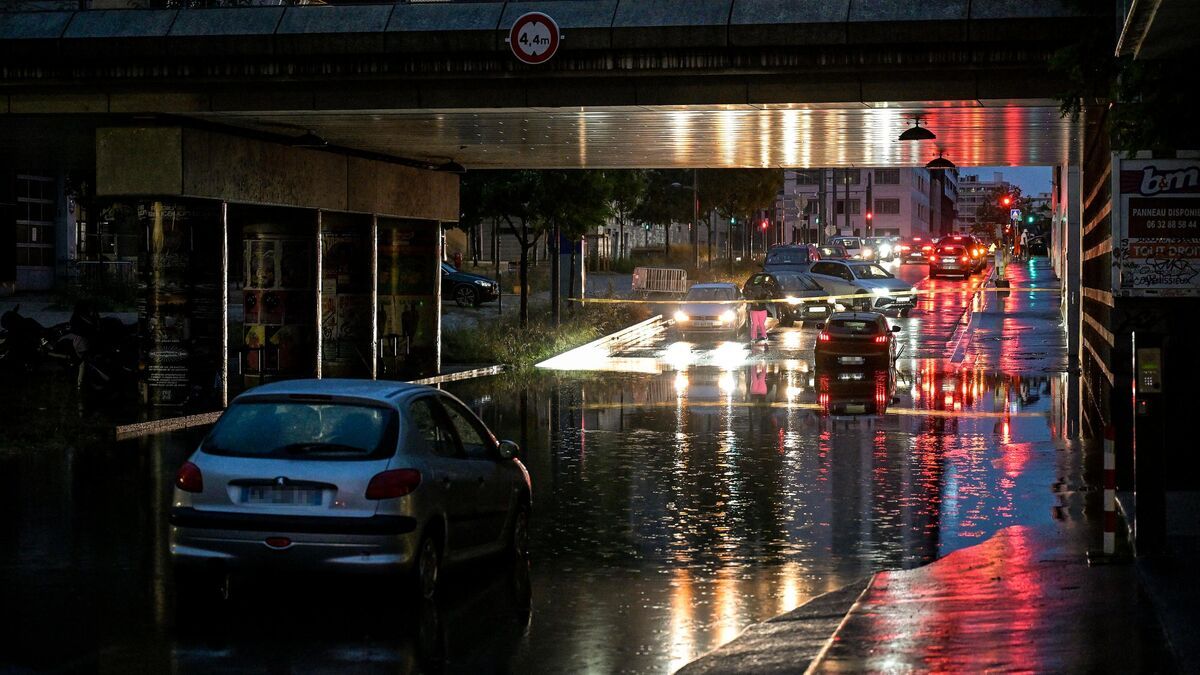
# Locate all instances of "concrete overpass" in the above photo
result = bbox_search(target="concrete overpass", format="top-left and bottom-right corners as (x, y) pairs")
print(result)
(0, 0), (1107, 168)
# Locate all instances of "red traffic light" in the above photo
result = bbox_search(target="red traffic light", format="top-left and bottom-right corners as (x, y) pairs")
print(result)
(865, 212), (873, 221)
(1000, 196), (1012, 207)
(759, 219), (768, 231)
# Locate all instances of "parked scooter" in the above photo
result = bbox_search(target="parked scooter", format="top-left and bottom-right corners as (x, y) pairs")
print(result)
(56, 301), (138, 395)
(0, 305), (52, 373)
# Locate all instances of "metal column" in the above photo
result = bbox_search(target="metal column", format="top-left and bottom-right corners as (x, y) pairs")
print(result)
(314, 210), (323, 379)
(219, 201), (229, 407)
(370, 215), (379, 379)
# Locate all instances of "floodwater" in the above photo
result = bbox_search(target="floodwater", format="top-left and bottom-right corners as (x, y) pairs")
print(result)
(0, 261), (1087, 674)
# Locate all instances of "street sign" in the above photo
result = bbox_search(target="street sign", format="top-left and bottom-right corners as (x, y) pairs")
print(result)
(507, 12), (560, 65)
(1010, 208), (1021, 221)
(825, 225), (837, 236)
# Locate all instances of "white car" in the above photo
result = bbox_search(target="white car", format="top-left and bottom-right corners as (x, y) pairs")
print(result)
(806, 260), (916, 316)
(828, 236), (873, 260)
(673, 283), (748, 340)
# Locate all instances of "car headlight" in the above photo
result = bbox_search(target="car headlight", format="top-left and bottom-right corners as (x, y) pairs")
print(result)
(862, 247), (873, 257)
(784, 296), (803, 305)
(720, 309), (736, 323)
(879, 244), (892, 256)
(871, 287), (889, 296)
(473, 279), (490, 286)
(674, 311), (690, 323)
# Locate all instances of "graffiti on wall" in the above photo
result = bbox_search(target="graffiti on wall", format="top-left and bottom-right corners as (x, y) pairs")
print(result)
(1115, 160), (1200, 297)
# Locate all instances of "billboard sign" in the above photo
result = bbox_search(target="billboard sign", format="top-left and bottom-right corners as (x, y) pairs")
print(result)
(1114, 158), (1200, 296)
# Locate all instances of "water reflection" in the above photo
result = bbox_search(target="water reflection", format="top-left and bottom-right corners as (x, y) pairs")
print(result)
(1, 361), (1070, 673)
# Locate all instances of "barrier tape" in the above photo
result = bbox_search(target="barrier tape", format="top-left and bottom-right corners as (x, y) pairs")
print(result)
(565, 286), (1057, 306)
(571, 400), (1046, 419)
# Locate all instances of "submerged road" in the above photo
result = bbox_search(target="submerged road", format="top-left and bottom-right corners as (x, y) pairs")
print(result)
(1, 258), (1088, 674)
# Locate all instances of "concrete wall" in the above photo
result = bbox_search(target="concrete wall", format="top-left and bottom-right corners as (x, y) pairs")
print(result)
(96, 127), (458, 222)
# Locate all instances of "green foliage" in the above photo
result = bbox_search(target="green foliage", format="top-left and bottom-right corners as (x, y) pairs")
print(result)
(443, 301), (646, 370)
(973, 186), (1028, 230)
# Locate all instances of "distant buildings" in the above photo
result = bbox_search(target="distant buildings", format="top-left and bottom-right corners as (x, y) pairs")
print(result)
(956, 172), (1014, 231)
(777, 167), (958, 242)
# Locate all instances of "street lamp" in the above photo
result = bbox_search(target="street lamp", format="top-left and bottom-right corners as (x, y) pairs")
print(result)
(670, 170), (701, 269)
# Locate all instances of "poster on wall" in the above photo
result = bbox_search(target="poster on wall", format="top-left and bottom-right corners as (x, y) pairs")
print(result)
(138, 200), (222, 406)
(378, 220), (438, 379)
(1114, 158), (1200, 297)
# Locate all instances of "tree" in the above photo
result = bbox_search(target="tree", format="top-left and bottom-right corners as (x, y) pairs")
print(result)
(698, 169), (784, 261)
(459, 170), (613, 327)
(971, 186), (1030, 237)
(633, 170), (693, 255)
(607, 170), (648, 260)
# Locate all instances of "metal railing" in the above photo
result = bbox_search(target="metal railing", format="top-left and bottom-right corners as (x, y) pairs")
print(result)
(631, 266), (688, 297)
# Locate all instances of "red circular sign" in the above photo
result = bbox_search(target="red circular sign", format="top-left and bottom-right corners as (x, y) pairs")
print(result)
(508, 12), (560, 65)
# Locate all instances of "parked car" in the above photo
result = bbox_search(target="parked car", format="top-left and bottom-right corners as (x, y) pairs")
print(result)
(442, 263), (500, 307)
(763, 244), (822, 273)
(814, 311), (901, 368)
(897, 236), (935, 264)
(169, 379), (532, 601)
(929, 243), (972, 279)
(673, 282), (748, 340)
(935, 235), (987, 273)
(742, 270), (832, 326)
(806, 260), (916, 316)
(828, 236), (870, 260)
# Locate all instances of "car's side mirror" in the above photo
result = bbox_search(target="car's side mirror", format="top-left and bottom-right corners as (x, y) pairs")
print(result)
(891, 325), (902, 332)
(498, 440), (520, 460)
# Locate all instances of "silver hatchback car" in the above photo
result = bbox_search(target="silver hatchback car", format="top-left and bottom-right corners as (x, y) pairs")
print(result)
(169, 379), (531, 600)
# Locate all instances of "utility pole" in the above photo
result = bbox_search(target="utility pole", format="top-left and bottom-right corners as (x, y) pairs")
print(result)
(818, 168), (827, 244)
(692, 168), (700, 269)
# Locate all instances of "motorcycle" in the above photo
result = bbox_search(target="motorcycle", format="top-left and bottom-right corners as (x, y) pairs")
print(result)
(57, 301), (138, 395)
(0, 305), (55, 373)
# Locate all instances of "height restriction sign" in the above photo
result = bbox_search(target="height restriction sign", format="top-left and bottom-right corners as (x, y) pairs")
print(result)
(508, 12), (560, 65)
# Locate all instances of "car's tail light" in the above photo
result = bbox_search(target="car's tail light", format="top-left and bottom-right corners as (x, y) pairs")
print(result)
(922, 245), (932, 252)
(960, 256), (969, 263)
(366, 469), (422, 499)
(175, 461), (203, 493)
(874, 335), (888, 344)
(818, 332), (832, 342)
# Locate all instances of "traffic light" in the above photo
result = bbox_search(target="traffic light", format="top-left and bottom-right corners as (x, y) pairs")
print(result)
(759, 219), (769, 231)
(1000, 195), (1013, 207)
(865, 212), (873, 221)
(1027, 215), (1035, 223)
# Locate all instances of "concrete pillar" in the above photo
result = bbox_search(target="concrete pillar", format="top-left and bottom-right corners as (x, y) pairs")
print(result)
(1065, 165), (1081, 367)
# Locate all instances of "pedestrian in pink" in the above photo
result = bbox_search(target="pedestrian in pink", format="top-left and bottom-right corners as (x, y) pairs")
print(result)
(747, 285), (770, 343)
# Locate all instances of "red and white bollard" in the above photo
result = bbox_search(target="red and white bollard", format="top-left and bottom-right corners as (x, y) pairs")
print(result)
(1103, 425), (1117, 555)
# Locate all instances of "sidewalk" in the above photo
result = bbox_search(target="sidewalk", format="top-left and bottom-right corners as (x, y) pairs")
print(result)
(962, 255), (1069, 373)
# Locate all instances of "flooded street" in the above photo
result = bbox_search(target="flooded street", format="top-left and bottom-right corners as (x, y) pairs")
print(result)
(0, 261), (1089, 673)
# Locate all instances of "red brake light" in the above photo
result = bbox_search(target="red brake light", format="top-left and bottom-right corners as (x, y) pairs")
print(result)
(921, 245), (932, 252)
(874, 335), (888, 344)
(961, 256), (969, 263)
(818, 332), (832, 342)
(175, 461), (203, 493)
(365, 469), (422, 499)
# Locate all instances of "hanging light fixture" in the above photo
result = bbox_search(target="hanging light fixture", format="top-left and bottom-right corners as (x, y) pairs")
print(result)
(898, 118), (936, 142)
(925, 152), (955, 170)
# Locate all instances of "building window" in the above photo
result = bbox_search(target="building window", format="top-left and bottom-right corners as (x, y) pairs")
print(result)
(833, 169), (861, 185)
(835, 199), (861, 215)
(874, 198), (901, 215)
(874, 169), (900, 185)
(793, 170), (821, 185)
(16, 175), (55, 269)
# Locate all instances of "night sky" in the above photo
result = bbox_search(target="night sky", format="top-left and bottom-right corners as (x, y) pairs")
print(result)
(963, 166), (1053, 197)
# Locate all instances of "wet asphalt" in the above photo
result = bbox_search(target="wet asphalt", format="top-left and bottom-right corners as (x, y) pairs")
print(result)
(0, 259), (1097, 674)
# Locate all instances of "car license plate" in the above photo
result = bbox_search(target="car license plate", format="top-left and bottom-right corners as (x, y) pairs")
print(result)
(694, 320), (716, 327)
(241, 486), (324, 506)
(942, 257), (957, 263)
(808, 305), (826, 313)
(838, 356), (866, 365)
(846, 404), (867, 413)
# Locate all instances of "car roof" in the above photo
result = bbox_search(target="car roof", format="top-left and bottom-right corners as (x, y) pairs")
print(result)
(690, 282), (738, 289)
(233, 378), (435, 406)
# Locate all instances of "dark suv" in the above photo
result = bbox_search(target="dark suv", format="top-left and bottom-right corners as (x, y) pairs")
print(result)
(763, 244), (821, 273)
(441, 263), (500, 307)
(743, 270), (832, 326)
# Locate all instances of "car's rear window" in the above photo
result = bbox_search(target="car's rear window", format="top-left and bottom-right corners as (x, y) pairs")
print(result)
(828, 319), (883, 335)
(685, 287), (736, 301)
(766, 249), (810, 265)
(833, 238), (862, 248)
(940, 245), (966, 255)
(202, 401), (398, 460)
(777, 274), (822, 291)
